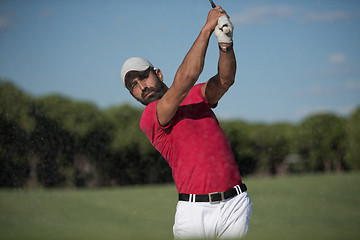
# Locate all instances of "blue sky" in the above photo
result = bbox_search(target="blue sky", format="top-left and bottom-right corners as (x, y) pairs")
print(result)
(0, 0), (359, 123)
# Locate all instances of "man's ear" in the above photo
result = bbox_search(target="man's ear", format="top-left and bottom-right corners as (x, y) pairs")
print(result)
(155, 68), (164, 82)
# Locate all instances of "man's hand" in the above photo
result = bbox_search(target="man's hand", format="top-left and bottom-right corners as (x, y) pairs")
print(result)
(204, 6), (229, 33)
(215, 15), (233, 43)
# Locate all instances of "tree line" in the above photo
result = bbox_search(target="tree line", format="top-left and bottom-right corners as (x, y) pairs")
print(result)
(1, 80), (359, 188)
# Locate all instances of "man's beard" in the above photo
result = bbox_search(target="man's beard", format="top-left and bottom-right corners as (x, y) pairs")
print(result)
(136, 80), (168, 105)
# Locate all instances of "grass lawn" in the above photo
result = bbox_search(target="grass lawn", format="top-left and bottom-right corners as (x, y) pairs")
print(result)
(0, 172), (359, 240)
(245, 172), (360, 240)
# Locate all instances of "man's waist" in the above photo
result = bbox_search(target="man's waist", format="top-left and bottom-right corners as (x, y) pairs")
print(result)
(178, 183), (247, 203)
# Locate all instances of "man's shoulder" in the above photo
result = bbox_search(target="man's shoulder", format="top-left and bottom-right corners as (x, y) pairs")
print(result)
(184, 82), (210, 106)
(186, 83), (205, 99)
(143, 99), (158, 112)
(140, 101), (158, 130)
(191, 83), (205, 93)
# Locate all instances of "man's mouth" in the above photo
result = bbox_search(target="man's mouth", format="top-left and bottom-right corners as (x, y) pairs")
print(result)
(143, 90), (153, 99)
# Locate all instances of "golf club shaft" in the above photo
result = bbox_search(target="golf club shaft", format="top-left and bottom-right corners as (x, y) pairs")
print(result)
(209, 0), (230, 34)
(209, 0), (216, 8)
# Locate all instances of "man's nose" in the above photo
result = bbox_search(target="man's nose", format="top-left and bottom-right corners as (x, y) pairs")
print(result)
(138, 80), (146, 90)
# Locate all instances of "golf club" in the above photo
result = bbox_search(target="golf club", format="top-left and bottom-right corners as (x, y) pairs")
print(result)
(209, 0), (230, 33)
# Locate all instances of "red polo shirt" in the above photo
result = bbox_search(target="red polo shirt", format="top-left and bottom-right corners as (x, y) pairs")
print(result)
(140, 83), (241, 194)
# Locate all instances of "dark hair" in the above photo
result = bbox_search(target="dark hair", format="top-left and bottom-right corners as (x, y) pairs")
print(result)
(125, 67), (155, 90)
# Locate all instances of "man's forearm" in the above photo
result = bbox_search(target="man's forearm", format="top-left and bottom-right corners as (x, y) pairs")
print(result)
(172, 27), (212, 96)
(218, 43), (236, 87)
(156, 26), (212, 127)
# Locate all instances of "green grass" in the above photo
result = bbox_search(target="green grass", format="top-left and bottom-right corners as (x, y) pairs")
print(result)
(0, 172), (359, 240)
(246, 172), (360, 240)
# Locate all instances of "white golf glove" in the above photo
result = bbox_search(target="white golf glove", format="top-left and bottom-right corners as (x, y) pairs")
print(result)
(215, 15), (233, 43)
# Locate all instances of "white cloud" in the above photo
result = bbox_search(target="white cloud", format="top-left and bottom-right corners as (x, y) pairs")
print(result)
(293, 105), (355, 121)
(295, 80), (360, 97)
(311, 53), (352, 77)
(231, 5), (353, 25)
(345, 80), (360, 90)
(306, 85), (334, 96)
(302, 11), (350, 23)
(328, 53), (347, 65)
(294, 84), (335, 97)
(232, 5), (295, 25)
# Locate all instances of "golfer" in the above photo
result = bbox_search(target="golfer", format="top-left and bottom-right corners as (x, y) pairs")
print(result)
(121, 6), (252, 239)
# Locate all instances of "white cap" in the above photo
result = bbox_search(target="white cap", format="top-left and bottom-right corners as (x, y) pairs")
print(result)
(121, 57), (154, 86)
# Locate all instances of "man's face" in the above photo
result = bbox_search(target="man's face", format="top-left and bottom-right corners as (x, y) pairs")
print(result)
(126, 68), (168, 106)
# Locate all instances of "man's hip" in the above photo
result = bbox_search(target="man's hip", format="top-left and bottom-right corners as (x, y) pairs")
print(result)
(173, 185), (252, 239)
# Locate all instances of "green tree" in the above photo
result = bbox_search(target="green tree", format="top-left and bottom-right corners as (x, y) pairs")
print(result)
(104, 104), (171, 185)
(0, 80), (34, 187)
(247, 123), (294, 175)
(345, 106), (360, 170)
(27, 101), (73, 187)
(105, 104), (151, 152)
(0, 80), (35, 130)
(299, 113), (346, 172)
(37, 95), (112, 187)
(0, 115), (29, 187)
(220, 120), (257, 176)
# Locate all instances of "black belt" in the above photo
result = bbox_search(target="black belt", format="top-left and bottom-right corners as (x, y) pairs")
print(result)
(178, 184), (247, 204)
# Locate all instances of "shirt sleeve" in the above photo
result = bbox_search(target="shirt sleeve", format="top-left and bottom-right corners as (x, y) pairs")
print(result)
(192, 83), (218, 108)
(140, 100), (171, 145)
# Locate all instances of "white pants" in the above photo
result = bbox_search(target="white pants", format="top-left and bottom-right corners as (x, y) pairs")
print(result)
(173, 192), (252, 239)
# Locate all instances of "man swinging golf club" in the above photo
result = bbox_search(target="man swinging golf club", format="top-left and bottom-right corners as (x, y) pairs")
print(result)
(121, 5), (252, 239)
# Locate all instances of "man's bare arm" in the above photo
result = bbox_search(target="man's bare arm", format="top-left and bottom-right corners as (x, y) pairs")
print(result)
(156, 7), (226, 126)
(202, 43), (236, 106)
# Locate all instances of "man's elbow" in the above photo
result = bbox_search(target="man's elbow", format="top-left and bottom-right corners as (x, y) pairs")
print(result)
(229, 77), (236, 86)
(222, 77), (235, 89)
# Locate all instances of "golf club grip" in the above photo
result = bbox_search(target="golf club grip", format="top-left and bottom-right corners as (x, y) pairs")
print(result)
(222, 26), (230, 33)
(209, 0), (230, 34)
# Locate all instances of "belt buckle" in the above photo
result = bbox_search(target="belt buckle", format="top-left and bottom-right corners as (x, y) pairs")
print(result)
(208, 192), (225, 204)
